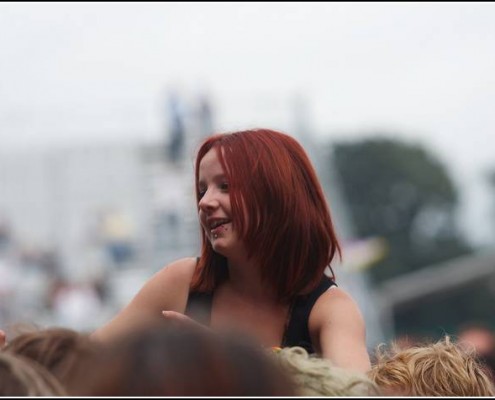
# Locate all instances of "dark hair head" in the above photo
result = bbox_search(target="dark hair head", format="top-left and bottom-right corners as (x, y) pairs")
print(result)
(191, 128), (341, 301)
(73, 324), (296, 396)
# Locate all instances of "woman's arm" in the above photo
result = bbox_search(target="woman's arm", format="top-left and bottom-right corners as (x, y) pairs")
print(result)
(90, 257), (197, 343)
(309, 286), (371, 373)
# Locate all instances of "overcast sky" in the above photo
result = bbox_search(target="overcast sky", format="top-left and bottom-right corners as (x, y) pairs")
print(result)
(1, 2), (494, 244)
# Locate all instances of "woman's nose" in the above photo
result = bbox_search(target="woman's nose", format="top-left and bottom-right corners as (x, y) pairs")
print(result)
(198, 190), (219, 212)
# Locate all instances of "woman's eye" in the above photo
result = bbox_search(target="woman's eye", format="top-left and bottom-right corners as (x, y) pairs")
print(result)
(220, 182), (229, 191)
(198, 189), (206, 198)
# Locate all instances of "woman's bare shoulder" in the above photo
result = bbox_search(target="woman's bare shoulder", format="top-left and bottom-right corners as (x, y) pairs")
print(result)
(137, 257), (198, 305)
(308, 286), (366, 345)
(111, 256), (199, 316)
(311, 286), (363, 322)
(90, 257), (198, 343)
(309, 286), (370, 372)
(152, 256), (198, 283)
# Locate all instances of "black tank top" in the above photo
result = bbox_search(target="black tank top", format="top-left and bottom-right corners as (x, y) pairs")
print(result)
(185, 275), (336, 354)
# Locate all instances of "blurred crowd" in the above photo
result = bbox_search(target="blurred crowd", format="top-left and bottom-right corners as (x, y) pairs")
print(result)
(0, 215), (133, 332)
(0, 322), (494, 396)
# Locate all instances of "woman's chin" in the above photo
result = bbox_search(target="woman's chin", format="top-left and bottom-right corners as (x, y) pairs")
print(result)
(211, 241), (227, 255)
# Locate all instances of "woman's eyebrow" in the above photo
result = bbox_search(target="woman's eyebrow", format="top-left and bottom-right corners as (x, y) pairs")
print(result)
(199, 173), (227, 183)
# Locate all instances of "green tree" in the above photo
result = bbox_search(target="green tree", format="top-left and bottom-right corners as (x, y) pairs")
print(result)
(488, 169), (495, 232)
(331, 136), (472, 283)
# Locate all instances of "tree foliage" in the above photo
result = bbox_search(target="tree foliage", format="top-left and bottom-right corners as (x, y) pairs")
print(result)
(331, 136), (472, 283)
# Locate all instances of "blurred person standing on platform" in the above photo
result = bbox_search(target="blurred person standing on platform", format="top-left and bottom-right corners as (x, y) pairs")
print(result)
(458, 322), (495, 382)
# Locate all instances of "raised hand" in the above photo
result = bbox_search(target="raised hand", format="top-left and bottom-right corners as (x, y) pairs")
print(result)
(0, 329), (7, 349)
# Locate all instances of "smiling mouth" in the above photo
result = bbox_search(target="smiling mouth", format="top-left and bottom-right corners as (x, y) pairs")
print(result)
(209, 219), (230, 229)
(209, 220), (230, 236)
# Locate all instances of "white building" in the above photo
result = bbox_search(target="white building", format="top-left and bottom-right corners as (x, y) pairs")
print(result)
(1, 140), (203, 273)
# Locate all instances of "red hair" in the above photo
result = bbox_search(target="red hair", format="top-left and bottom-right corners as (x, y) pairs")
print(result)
(190, 129), (341, 302)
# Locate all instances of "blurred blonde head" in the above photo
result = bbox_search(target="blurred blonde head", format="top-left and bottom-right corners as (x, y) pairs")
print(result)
(0, 352), (67, 396)
(3, 326), (98, 390)
(369, 335), (495, 396)
(273, 346), (380, 396)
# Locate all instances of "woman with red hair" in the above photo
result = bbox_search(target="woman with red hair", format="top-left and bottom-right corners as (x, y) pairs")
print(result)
(92, 128), (371, 373)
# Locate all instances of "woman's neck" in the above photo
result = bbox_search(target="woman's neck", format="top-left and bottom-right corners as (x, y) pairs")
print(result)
(226, 258), (278, 304)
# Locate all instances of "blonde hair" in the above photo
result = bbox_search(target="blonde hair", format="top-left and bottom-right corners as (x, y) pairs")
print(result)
(0, 351), (67, 396)
(272, 346), (381, 396)
(3, 326), (97, 388)
(370, 335), (495, 396)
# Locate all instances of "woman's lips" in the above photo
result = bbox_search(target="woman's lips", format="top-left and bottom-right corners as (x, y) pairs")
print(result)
(211, 222), (229, 236)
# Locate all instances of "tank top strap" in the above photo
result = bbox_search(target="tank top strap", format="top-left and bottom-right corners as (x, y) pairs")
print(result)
(281, 275), (337, 353)
(184, 291), (213, 325)
(184, 257), (214, 325)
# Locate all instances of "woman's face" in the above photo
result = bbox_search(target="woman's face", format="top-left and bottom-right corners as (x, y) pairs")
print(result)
(198, 148), (242, 257)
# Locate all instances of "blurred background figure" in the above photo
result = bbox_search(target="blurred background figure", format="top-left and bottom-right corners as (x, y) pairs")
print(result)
(0, 351), (67, 396)
(195, 90), (215, 139)
(165, 89), (186, 165)
(273, 346), (381, 396)
(369, 335), (495, 396)
(0, 248), (16, 325)
(458, 322), (495, 382)
(0, 216), (12, 253)
(71, 324), (296, 396)
(49, 280), (104, 331)
(98, 209), (136, 269)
